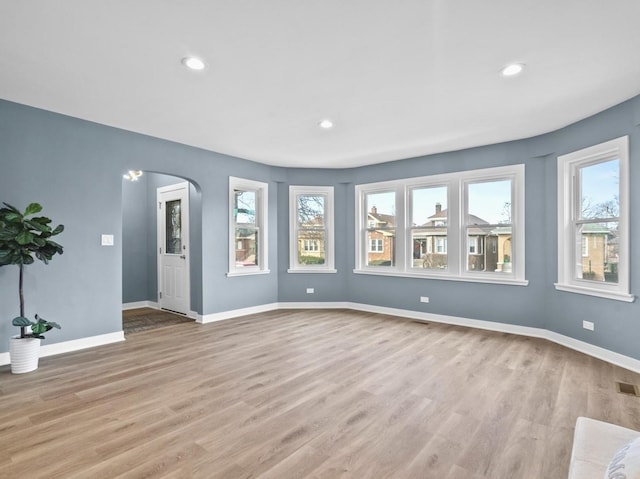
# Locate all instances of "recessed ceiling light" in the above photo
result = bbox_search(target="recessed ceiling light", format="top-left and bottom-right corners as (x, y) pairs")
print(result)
(319, 119), (334, 129)
(501, 63), (525, 77)
(182, 57), (206, 71)
(123, 170), (143, 181)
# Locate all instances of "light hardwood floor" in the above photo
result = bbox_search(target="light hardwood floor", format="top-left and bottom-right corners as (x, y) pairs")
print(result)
(2, 309), (640, 478)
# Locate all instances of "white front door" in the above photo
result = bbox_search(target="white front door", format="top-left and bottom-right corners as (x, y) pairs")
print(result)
(157, 182), (190, 315)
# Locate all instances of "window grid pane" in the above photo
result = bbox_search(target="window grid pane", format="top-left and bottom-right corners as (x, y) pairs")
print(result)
(366, 230), (395, 266)
(297, 230), (326, 265)
(466, 179), (513, 273)
(235, 227), (259, 267)
(410, 186), (448, 270)
(574, 159), (620, 284)
(575, 221), (618, 283)
(365, 191), (396, 267)
(234, 190), (256, 225)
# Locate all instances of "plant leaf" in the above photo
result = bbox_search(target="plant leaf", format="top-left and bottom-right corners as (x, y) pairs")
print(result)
(24, 203), (43, 216)
(2, 212), (21, 222)
(31, 216), (52, 225)
(25, 219), (49, 232)
(16, 231), (34, 245)
(12, 316), (33, 327)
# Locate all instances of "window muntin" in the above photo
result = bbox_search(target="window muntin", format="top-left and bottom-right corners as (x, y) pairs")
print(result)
(355, 165), (525, 285)
(556, 136), (631, 301)
(289, 186), (335, 272)
(228, 177), (269, 276)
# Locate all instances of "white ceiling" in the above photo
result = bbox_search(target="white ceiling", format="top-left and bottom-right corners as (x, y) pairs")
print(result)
(1, 1), (640, 169)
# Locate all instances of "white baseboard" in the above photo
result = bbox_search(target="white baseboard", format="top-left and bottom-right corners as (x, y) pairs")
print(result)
(122, 301), (159, 310)
(342, 302), (640, 374)
(0, 331), (125, 366)
(4, 301), (638, 374)
(278, 301), (351, 310)
(542, 330), (640, 375)
(197, 302), (280, 324)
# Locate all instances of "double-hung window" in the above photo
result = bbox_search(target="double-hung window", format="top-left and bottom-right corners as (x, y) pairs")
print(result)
(228, 177), (269, 276)
(355, 164), (526, 285)
(556, 136), (632, 301)
(288, 186), (335, 273)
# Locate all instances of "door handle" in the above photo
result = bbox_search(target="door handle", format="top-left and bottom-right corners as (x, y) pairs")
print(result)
(180, 255), (186, 259)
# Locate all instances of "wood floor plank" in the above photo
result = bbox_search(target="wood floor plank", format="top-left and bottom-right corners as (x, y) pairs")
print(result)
(1, 308), (640, 478)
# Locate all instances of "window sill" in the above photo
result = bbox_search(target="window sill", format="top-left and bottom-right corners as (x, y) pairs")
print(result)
(554, 283), (635, 303)
(226, 269), (271, 277)
(353, 269), (528, 286)
(287, 268), (337, 274)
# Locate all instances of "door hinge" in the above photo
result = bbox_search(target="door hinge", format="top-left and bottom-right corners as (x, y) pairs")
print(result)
(159, 201), (162, 209)
(159, 292), (162, 299)
(159, 247), (162, 254)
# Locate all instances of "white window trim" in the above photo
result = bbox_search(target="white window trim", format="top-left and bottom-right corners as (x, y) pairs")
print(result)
(288, 185), (336, 274)
(227, 176), (270, 277)
(555, 136), (633, 302)
(468, 236), (482, 255)
(369, 238), (384, 253)
(354, 165), (527, 285)
(582, 237), (589, 257)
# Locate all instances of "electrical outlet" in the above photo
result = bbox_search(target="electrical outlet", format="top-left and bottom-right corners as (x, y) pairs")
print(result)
(583, 320), (594, 331)
(306, 288), (314, 294)
(420, 296), (429, 303)
(101, 234), (114, 246)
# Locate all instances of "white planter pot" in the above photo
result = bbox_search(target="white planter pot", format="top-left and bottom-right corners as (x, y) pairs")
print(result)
(10, 337), (41, 374)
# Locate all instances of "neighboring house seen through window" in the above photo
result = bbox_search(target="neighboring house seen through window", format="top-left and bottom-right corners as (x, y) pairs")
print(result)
(355, 164), (526, 285)
(364, 191), (396, 267)
(411, 186), (448, 270)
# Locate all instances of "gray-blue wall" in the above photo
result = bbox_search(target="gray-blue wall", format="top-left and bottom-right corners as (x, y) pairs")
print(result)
(121, 172), (202, 311)
(273, 96), (640, 360)
(0, 99), (278, 348)
(122, 173), (149, 304)
(1, 95), (639, 361)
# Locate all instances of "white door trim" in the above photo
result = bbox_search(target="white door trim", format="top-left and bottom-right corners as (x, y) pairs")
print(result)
(157, 181), (190, 314)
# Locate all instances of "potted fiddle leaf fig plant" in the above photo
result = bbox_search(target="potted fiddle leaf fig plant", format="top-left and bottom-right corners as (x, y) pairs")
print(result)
(0, 202), (64, 374)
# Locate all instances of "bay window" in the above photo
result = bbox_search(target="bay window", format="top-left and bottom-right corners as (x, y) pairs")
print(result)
(355, 164), (526, 285)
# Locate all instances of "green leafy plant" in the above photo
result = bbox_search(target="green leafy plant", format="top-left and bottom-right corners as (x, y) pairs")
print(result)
(0, 202), (64, 339)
